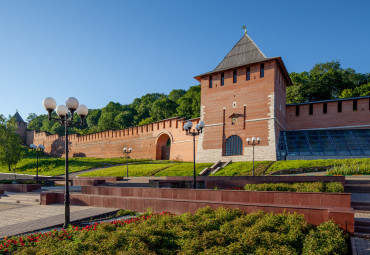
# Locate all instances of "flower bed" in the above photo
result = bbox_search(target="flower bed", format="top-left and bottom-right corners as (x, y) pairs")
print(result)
(244, 182), (344, 193)
(1, 208), (348, 254)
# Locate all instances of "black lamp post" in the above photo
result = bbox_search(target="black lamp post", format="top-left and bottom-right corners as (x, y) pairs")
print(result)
(246, 137), (261, 176)
(123, 147), (132, 178)
(29, 144), (45, 181)
(183, 120), (205, 189)
(42, 97), (88, 229)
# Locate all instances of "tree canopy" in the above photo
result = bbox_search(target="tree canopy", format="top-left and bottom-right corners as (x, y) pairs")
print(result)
(287, 61), (369, 103)
(0, 116), (24, 173)
(27, 85), (201, 135)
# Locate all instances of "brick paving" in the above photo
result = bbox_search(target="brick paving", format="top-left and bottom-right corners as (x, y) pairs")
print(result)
(0, 203), (117, 238)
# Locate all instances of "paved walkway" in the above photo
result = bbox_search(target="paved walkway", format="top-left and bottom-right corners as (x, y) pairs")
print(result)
(0, 202), (117, 238)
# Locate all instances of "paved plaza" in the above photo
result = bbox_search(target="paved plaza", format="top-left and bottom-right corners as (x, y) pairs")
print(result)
(0, 200), (117, 238)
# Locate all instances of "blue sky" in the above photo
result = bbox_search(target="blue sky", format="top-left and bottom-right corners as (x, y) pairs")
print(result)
(0, 0), (369, 119)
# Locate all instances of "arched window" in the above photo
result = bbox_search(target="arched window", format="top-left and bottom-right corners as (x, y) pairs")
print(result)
(225, 135), (243, 156)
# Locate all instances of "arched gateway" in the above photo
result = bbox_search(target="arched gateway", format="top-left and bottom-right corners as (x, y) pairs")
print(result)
(156, 133), (171, 160)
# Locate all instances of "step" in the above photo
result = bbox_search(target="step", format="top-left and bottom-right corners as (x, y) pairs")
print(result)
(346, 180), (370, 185)
(355, 225), (370, 234)
(355, 220), (370, 228)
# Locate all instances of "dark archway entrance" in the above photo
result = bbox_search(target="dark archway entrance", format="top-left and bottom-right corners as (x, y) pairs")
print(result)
(156, 134), (171, 160)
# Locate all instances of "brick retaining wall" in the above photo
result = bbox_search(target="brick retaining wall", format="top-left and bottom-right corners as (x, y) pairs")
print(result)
(41, 186), (354, 233)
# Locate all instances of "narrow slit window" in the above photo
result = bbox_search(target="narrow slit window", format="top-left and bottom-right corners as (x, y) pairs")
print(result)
(233, 70), (237, 83)
(353, 99), (357, 111)
(338, 101), (342, 112)
(323, 102), (327, 114)
(246, 66), (250, 80)
(295, 105), (300, 116)
(221, 72), (224, 86)
(260, 63), (264, 78)
(309, 104), (313, 115)
(209, 75), (212, 88)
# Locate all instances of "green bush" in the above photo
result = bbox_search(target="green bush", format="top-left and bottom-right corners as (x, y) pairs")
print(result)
(244, 182), (344, 193)
(3, 207), (348, 254)
(302, 220), (347, 255)
(327, 162), (370, 175)
(116, 209), (137, 217)
(325, 182), (344, 193)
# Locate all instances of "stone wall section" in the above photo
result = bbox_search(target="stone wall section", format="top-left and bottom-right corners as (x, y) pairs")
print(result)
(286, 97), (370, 130)
(29, 117), (199, 162)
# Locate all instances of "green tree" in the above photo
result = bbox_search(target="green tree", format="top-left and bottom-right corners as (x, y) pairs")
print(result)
(150, 98), (178, 121)
(177, 85), (201, 119)
(138, 117), (154, 125)
(287, 61), (369, 103)
(169, 89), (186, 103)
(115, 110), (134, 129)
(0, 117), (24, 176)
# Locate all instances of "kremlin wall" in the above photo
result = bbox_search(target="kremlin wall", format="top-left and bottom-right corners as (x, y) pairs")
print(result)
(15, 33), (370, 162)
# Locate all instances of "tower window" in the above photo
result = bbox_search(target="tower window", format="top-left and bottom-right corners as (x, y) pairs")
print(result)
(260, 63), (264, 78)
(309, 104), (313, 115)
(295, 105), (300, 116)
(323, 102), (327, 114)
(221, 72), (224, 86)
(209, 75), (212, 88)
(246, 66), (250, 80)
(233, 70), (237, 83)
(338, 101), (342, 112)
(353, 99), (357, 111)
(225, 135), (243, 156)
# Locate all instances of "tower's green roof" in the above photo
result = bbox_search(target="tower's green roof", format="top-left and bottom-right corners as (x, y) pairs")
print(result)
(13, 111), (25, 123)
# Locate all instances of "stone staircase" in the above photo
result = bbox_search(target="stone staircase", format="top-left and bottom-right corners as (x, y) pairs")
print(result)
(199, 160), (232, 176)
(0, 192), (40, 205)
(346, 179), (370, 237)
(345, 180), (370, 193)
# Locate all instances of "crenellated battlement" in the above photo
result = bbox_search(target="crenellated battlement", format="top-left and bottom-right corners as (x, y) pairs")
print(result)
(28, 116), (200, 160)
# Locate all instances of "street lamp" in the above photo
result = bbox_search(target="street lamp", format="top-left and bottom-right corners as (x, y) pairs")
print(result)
(123, 147), (132, 178)
(29, 144), (45, 181)
(183, 120), (205, 189)
(246, 137), (261, 176)
(42, 96), (88, 229)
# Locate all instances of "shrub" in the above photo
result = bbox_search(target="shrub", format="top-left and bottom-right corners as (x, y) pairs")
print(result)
(302, 220), (347, 255)
(325, 182), (344, 193)
(1, 208), (348, 254)
(327, 162), (370, 175)
(244, 182), (343, 193)
(116, 209), (137, 217)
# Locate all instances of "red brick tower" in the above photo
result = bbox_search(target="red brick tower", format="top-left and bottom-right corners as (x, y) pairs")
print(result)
(194, 33), (292, 162)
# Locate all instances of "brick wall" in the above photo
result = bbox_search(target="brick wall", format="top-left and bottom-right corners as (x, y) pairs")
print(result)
(286, 97), (370, 130)
(29, 117), (199, 162)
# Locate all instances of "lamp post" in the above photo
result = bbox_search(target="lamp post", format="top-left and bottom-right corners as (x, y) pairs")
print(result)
(246, 137), (261, 176)
(42, 97), (88, 229)
(29, 144), (45, 181)
(183, 120), (205, 189)
(123, 147), (132, 178)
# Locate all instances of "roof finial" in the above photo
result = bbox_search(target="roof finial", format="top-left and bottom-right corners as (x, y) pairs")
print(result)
(242, 25), (247, 35)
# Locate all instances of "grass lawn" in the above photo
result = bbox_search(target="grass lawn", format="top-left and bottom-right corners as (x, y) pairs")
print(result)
(211, 161), (272, 176)
(79, 162), (213, 177)
(0, 157), (149, 176)
(266, 158), (370, 175)
(154, 162), (213, 176)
